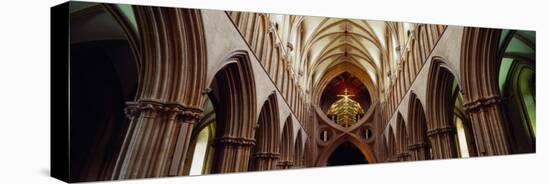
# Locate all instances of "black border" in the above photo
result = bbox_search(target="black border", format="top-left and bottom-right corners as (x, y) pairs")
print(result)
(51, 1), (70, 183)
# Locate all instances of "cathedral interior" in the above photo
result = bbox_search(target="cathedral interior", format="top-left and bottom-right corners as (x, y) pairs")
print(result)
(64, 2), (536, 182)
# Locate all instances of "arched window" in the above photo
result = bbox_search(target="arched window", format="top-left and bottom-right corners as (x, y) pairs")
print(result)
(189, 125), (214, 175)
(452, 81), (476, 158)
(454, 117), (469, 158)
(498, 30), (536, 153)
(68, 3), (139, 181)
(519, 68), (536, 134)
(184, 98), (216, 175)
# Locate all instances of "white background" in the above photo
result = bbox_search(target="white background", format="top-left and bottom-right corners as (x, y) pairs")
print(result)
(0, 0), (547, 183)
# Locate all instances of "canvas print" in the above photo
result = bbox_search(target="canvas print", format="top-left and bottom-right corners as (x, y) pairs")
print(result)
(51, 1), (536, 182)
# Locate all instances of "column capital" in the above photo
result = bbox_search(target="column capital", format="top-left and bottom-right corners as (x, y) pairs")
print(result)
(408, 142), (430, 150)
(254, 152), (280, 159)
(216, 136), (256, 147)
(277, 160), (294, 167)
(463, 95), (502, 112)
(427, 127), (455, 137)
(123, 100), (203, 121)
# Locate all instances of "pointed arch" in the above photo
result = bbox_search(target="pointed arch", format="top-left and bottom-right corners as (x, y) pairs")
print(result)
(293, 131), (304, 168)
(210, 51), (257, 173)
(387, 125), (397, 162)
(395, 113), (409, 161)
(460, 28), (511, 156)
(426, 57), (459, 159)
(381, 135), (389, 162)
(315, 134), (377, 166)
(461, 28), (502, 108)
(502, 61), (536, 153)
(313, 62), (378, 107)
(101, 4), (141, 67)
(250, 93), (281, 171)
(68, 4), (140, 181)
(133, 7), (207, 106)
(407, 92), (431, 160)
(497, 30), (535, 154)
(277, 116), (295, 169)
(112, 7), (207, 179)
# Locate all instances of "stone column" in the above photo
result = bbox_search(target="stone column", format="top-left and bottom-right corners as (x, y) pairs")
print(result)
(408, 142), (431, 160)
(212, 137), (256, 173)
(170, 107), (202, 176)
(108, 6), (208, 179)
(427, 127), (457, 159)
(464, 96), (510, 156)
(112, 100), (202, 179)
(461, 28), (511, 156)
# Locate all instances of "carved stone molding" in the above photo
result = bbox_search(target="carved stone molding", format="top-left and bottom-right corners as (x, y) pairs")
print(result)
(277, 160), (294, 168)
(124, 100), (203, 121)
(408, 143), (430, 150)
(254, 152), (280, 159)
(463, 95), (502, 112)
(216, 136), (256, 147)
(461, 27), (511, 155)
(427, 127), (455, 137)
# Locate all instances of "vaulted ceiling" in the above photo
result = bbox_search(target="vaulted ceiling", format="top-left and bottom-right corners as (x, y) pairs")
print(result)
(269, 15), (414, 102)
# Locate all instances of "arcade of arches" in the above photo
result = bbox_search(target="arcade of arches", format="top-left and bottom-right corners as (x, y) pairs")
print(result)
(67, 2), (536, 182)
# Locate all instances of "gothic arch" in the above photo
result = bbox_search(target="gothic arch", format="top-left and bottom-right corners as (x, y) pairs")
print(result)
(461, 28), (501, 107)
(387, 126), (397, 162)
(69, 4), (139, 181)
(278, 116), (295, 169)
(395, 113), (409, 161)
(312, 62), (378, 108)
(426, 57), (459, 159)
(315, 134), (377, 166)
(210, 51), (257, 173)
(250, 93), (281, 171)
(112, 7), (208, 179)
(407, 92), (431, 160)
(101, 4), (141, 66)
(133, 7), (207, 106)
(293, 131), (304, 168)
(380, 135), (389, 162)
(502, 61), (536, 153)
(498, 30), (535, 154)
(461, 28), (510, 156)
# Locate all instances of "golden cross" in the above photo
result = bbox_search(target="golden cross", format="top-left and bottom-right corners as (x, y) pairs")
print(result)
(338, 88), (354, 99)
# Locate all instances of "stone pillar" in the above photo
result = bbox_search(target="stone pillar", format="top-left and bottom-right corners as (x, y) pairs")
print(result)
(112, 100), (202, 179)
(461, 28), (511, 156)
(108, 6), (208, 179)
(464, 96), (510, 156)
(427, 127), (457, 159)
(252, 152), (280, 171)
(293, 156), (303, 168)
(212, 137), (256, 173)
(408, 142), (431, 160)
(170, 109), (201, 176)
